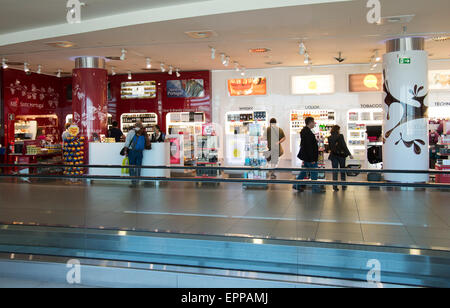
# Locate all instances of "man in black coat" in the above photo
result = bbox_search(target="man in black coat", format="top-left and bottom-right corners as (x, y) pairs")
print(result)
(294, 117), (323, 193)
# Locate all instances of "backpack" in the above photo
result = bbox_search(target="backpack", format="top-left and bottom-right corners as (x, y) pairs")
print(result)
(132, 135), (146, 151)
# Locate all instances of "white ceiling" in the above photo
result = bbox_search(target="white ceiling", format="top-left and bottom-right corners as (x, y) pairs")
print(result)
(0, 0), (449, 75)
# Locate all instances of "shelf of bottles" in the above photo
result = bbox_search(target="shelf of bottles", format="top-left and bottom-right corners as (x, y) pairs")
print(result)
(121, 113), (158, 135)
(195, 124), (220, 177)
(347, 109), (383, 159)
(244, 123), (268, 180)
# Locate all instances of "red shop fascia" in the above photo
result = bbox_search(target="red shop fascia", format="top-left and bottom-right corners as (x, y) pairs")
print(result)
(1, 68), (212, 149)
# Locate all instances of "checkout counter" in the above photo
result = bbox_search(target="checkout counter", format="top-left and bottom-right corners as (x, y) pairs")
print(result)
(89, 142), (170, 182)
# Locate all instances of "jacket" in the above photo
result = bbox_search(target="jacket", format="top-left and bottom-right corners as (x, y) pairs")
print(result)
(328, 134), (351, 159)
(297, 126), (318, 163)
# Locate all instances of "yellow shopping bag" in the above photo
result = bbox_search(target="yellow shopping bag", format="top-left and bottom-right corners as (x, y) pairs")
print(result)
(121, 157), (130, 175)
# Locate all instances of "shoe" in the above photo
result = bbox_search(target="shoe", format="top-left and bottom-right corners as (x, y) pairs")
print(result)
(333, 186), (339, 192)
(342, 186), (347, 191)
(270, 174), (277, 180)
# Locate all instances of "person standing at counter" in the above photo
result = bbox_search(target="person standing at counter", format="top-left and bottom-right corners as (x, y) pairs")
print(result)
(108, 121), (124, 142)
(124, 122), (150, 187)
(328, 125), (353, 192)
(294, 117), (323, 193)
(151, 125), (165, 143)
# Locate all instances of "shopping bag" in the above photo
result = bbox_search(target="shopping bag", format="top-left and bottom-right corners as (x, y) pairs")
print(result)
(121, 157), (130, 175)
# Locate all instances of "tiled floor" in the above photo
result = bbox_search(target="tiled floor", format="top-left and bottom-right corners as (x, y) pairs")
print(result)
(0, 180), (449, 251)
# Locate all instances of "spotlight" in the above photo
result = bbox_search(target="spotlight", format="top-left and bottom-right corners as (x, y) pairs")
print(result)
(210, 47), (216, 60)
(120, 49), (127, 61)
(168, 66), (173, 75)
(37, 65), (42, 74)
(160, 63), (166, 72)
(240, 67), (246, 76)
(24, 62), (30, 73)
(221, 53), (226, 65)
(375, 50), (381, 62)
(224, 56), (230, 67)
(304, 53), (310, 64)
(56, 69), (62, 78)
(299, 42), (306, 55)
(234, 62), (240, 72)
(146, 58), (152, 69)
(2, 58), (8, 69)
(111, 67), (116, 76)
(176, 68), (180, 78)
(127, 71), (132, 80)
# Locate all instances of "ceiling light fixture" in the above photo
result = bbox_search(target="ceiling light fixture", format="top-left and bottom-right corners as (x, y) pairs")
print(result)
(168, 66), (173, 75)
(176, 68), (180, 78)
(37, 65), (42, 74)
(249, 48), (271, 53)
(221, 53), (226, 65)
(299, 42), (306, 55)
(24, 62), (30, 73)
(224, 56), (230, 67)
(56, 69), (62, 78)
(240, 67), (246, 76)
(146, 58), (152, 69)
(160, 63), (166, 72)
(2, 58), (8, 69)
(120, 49), (127, 61)
(210, 47), (216, 60)
(111, 67), (116, 76)
(374, 50), (381, 62)
(127, 71), (132, 80)
(304, 53), (310, 64)
(234, 62), (240, 72)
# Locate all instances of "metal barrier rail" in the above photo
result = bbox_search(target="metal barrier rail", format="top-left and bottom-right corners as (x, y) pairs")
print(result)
(1, 164), (450, 189)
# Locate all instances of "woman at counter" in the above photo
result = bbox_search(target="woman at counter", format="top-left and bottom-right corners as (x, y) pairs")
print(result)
(151, 125), (165, 143)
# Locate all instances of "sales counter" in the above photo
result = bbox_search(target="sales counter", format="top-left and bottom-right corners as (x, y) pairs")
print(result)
(89, 142), (170, 179)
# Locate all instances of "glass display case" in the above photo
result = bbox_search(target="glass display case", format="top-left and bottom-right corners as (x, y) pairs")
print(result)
(195, 123), (220, 178)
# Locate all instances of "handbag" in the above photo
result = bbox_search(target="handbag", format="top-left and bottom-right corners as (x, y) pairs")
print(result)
(144, 134), (152, 150)
(121, 157), (130, 175)
(120, 135), (134, 156)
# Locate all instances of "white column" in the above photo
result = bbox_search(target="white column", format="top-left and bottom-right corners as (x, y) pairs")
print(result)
(382, 37), (429, 182)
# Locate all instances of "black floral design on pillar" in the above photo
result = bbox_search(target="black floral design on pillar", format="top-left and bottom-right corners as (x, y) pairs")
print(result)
(394, 133), (426, 155)
(383, 70), (428, 155)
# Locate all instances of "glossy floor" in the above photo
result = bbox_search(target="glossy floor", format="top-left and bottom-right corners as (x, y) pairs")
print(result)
(0, 180), (449, 251)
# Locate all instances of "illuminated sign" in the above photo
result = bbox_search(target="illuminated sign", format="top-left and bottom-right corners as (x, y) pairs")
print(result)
(429, 70), (450, 90)
(121, 81), (156, 99)
(291, 75), (335, 95)
(228, 77), (267, 96)
(349, 73), (383, 92)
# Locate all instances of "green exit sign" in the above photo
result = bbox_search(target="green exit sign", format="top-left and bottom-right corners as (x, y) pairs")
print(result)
(399, 57), (411, 64)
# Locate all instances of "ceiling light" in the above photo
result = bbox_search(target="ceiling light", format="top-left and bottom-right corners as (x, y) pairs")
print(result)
(240, 67), (246, 76)
(224, 56), (230, 67)
(2, 58), (8, 69)
(249, 48), (271, 53)
(56, 69), (62, 78)
(210, 47), (216, 60)
(146, 58), (152, 69)
(265, 61), (283, 65)
(120, 49), (127, 61)
(160, 63), (166, 72)
(127, 71), (132, 80)
(374, 50), (381, 62)
(24, 62), (30, 73)
(168, 66), (173, 75)
(176, 68), (180, 78)
(46, 41), (76, 48)
(184, 30), (217, 39)
(234, 62), (240, 72)
(299, 42), (306, 55)
(221, 53), (226, 65)
(111, 67), (116, 76)
(304, 53), (310, 64)
(37, 65), (42, 74)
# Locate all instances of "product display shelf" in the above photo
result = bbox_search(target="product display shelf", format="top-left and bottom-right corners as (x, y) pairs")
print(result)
(195, 133), (220, 184)
(242, 123), (268, 189)
(121, 113), (158, 135)
(435, 136), (450, 184)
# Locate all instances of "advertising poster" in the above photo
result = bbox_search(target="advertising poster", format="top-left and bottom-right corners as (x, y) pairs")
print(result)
(121, 81), (156, 99)
(227, 77), (267, 96)
(291, 75), (335, 94)
(429, 70), (450, 90)
(167, 79), (205, 98)
(349, 73), (383, 92)
(168, 135), (183, 165)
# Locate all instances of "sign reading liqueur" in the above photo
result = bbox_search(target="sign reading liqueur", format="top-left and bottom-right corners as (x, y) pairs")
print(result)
(167, 79), (205, 98)
(349, 73), (383, 92)
(227, 77), (267, 96)
(429, 70), (450, 90)
(291, 75), (335, 95)
(121, 81), (156, 99)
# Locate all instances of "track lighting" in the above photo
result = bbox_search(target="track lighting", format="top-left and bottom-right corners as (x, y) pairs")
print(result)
(2, 58), (8, 69)
(146, 58), (152, 69)
(299, 42), (306, 55)
(176, 68), (180, 78)
(168, 66), (173, 75)
(120, 49), (127, 61)
(160, 63), (166, 72)
(127, 71), (132, 80)
(221, 53), (226, 65)
(374, 50), (381, 62)
(240, 67), (246, 76)
(210, 47), (216, 60)
(37, 65), (42, 74)
(24, 62), (30, 73)
(56, 69), (62, 78)
(224, 56), (230, 66)
(111, 67), (116, 76)
(234, 62), (240, 72)
(304, 53), (310, 64)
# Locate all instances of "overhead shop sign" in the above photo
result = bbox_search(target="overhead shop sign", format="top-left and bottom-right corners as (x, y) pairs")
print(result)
(291, 75), (335, 95)
(429, 70), (450, 90)
(228, 77), (267, 96)
(167, 79), (205, 98)
(349, 73), (383, 92)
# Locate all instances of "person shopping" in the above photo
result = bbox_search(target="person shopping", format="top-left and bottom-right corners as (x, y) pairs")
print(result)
(328, 125), (353, 191)
(108, 121), (124, 142)
(124, 122), (149, 187)
(265, 118), (286, 179)
(294, 117), (323, 193)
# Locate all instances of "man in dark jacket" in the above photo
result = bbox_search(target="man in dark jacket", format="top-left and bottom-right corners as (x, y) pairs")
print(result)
(294, 117), (323, 193)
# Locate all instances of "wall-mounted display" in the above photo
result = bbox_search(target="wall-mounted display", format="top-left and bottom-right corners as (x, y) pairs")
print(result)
(167, 79), (205, 98)
(120, 81), (156, 99)
(291, 75), (335, 95)
(227, 77), (267, 96)
(120, 113), (158, 135)
(429, 70), (450, 90)
(349, 73), (383, 92)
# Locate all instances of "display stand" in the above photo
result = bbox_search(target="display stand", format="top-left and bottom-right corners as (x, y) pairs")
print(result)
(121, 113), (157, 136)
(435, 134), (450, 184)
(242, 123), (268, 189)
(290, 109), (336, 170)
(195, 123), (220, 186)
(225, 110), (268, 172)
